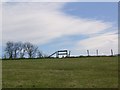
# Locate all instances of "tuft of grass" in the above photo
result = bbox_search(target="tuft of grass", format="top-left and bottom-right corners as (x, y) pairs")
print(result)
(2, 57), (118, 88)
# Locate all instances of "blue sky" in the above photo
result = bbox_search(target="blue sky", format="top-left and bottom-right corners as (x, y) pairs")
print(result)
(38, 2), (118, 56)
(63, 2), (118, 23)
(1, 2), (118, 57)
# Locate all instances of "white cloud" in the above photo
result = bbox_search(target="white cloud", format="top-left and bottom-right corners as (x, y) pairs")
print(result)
(3, 3), (113, 44)
(2, 2), (118, 55)
(2, 0), (119, 2)
(76, 31), (118, 55)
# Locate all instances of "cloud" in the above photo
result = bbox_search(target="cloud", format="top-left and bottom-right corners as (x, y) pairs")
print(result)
(75, 31), (118, 55)
(3, 2), (113, 45)
(2, 0), (119, 2)
(2, 0), (82, 2)
(2, 2), (118, 56)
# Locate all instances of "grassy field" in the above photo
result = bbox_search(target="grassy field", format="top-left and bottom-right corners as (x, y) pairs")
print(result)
(2, 57), (118, 88)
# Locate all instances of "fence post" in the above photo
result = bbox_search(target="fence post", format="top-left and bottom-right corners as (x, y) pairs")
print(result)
(111, 49), (113, 56)
(87, 50), (89, 56)
(68, 51), (71, 57)
(56, 51), (59, 58)
(96, 50), (98, 56)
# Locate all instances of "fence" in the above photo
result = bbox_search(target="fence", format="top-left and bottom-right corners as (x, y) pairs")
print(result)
(48, 49), (118, 58)
(69, 49), (117, 57)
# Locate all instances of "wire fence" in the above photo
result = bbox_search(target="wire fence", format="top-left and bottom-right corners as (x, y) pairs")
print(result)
(47, 49), (118, 58)
(69, 49), (118, 57)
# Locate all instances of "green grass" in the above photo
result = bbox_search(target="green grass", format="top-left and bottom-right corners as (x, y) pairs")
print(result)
(2, 57), (118, 88)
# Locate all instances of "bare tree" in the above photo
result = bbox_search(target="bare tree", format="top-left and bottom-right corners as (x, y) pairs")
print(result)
(4, 41), (43, 59)
(13, 42), (20, 59)
(24, 42), (38, 58)
(5, 41), (14, 59)
(16, 42), (25, 58)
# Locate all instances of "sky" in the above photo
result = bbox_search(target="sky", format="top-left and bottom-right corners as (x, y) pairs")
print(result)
(1, 2), (118, 57)
(1, 0), (120, 2)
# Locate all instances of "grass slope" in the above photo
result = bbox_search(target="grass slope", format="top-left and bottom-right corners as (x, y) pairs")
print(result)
(2, 57), (118, 88)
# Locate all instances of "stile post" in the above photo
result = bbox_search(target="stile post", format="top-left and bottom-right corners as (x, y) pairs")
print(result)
(69, 51), (71, 57)
(56, 51), (59, 58)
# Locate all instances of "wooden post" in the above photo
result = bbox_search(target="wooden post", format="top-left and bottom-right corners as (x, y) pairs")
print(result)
(111, 49), (113, 56)
(66, 50), (67, 57)
(69, 51), (71, 57)
(56, 51), (59, 58)
(68, 51), (71, 57)
(87, 50), (89, 56)
(96, 50), (98, 56)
